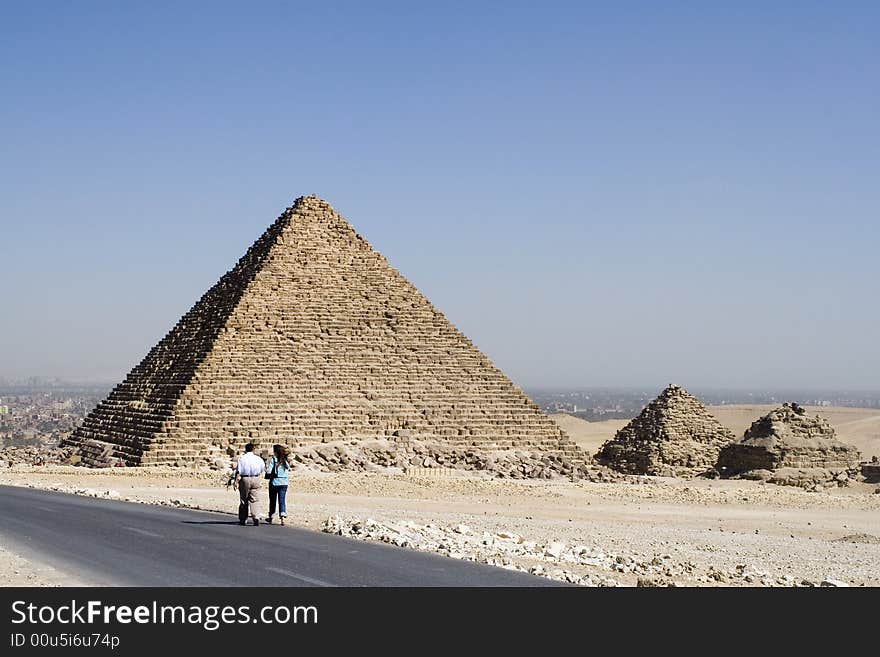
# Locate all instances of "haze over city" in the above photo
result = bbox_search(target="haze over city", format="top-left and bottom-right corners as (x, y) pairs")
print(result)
(2, 2), (877, 391)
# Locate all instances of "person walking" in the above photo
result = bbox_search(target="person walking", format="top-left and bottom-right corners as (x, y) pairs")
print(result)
(265, 444), (291, 525)
(232, 443), (265, 526)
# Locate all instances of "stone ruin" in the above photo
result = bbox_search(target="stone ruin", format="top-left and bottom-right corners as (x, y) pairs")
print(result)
(594, 384), (735, 477)
(716, 403), (861, 486)
(63, 196), (585, 475)
(861, 457), (880, 484)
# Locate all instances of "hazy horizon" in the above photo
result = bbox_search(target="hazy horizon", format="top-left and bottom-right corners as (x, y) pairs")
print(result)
(3, 371), (879, 398)
(2, 3), (878, 391)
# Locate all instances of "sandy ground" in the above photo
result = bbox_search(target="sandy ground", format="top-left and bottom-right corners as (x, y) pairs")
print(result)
(0, 541), (83, 587)
(1, 466), (878, 587)
(550, 414), (627, 455)
(553, 405), (880, 459)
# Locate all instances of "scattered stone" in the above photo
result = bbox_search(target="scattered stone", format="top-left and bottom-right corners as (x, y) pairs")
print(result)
(320, 516), (623, 587)
(0, 445), (75, 468)
(316, 514), (818, 588)
(637, 576), (673, 587)
(543, 542), (566, 559)
(832, 533), (880, 545)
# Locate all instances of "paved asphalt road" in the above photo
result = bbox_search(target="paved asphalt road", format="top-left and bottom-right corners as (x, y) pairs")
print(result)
(0, 486), (561, 586)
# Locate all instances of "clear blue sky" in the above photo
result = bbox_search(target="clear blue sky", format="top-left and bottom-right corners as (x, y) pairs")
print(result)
(1, 2), (877, 390)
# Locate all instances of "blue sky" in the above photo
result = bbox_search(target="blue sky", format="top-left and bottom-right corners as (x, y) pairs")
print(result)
(1, 2), (877, 390)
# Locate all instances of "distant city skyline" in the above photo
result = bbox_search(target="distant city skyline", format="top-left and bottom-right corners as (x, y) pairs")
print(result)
(2, 3), (878, 391)
(2, 375), (878, 399)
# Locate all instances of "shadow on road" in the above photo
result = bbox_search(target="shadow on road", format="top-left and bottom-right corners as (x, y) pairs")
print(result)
(181, 520), (241, 525)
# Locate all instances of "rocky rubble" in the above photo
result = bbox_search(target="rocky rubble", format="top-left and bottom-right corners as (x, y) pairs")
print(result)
(320, 515), (845, 587)
(717, 403), (862, 488)
(322, 515), (620, 586)
(738, 465), (863, 491)
(697, 565), (849, 587)
(0, 445), (76, 468)
(272, 438), (598, 480)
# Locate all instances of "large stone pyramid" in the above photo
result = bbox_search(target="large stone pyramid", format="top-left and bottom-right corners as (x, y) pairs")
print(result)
(716, 403), (860, 476)
(595, 384), (734, 477)
(64, 196), (583, 469)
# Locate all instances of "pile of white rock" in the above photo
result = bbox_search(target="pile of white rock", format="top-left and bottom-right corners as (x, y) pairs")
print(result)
(322, 515), (624, 586)
(320, 516), (854, 587)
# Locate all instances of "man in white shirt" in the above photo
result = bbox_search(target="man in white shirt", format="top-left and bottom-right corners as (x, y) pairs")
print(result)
(232, 443), (266, 525)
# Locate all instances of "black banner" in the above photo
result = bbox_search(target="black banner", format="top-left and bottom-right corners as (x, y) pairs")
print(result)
(1, 586), (874, 653)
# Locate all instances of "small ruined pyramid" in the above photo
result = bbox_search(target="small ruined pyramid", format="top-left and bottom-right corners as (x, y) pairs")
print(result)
(65, 196), (582, 468)
(716, 403), (860, 476)
(595, 384), (734, 476)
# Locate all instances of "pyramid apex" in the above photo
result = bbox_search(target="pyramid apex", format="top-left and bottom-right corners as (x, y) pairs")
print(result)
(278, 195), (337, 217)
(292, 194), (332, 206)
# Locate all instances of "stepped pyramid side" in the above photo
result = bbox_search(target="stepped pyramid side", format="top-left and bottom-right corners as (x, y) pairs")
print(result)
(65, 196), (583, 469)
(66, 216), (289, 466)
(595, 384), (735, 477)
(716, 403), (861, 475)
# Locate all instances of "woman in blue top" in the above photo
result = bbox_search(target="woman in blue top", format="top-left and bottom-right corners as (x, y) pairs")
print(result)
(266, 444), (291, 525)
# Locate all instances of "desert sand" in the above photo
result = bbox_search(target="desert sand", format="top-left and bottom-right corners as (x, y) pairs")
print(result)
(1, 465), (878, 587)
(0, 541), (82, 587)
(549, 414), (628, 455)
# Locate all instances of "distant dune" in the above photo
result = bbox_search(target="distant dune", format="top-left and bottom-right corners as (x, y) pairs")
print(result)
(552, 405), (880, 460)
(550, 414), (628, 456)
